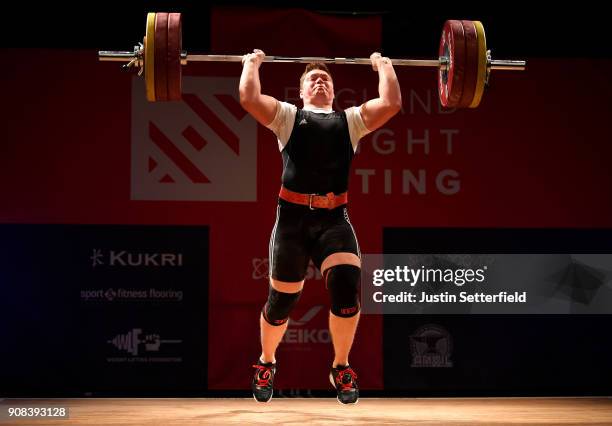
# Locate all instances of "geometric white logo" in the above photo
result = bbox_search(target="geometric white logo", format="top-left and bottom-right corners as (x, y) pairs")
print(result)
(131, 77), (257, 201)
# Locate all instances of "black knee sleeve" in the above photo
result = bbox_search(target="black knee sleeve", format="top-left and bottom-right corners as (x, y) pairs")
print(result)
(325, 264), (361, 317)
(262, 286), (302, 326)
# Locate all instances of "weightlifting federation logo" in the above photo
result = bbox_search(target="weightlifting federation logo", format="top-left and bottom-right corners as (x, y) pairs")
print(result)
(410, 324), (453, 367)
(131, 77), (257, 201)
(107, 328), (182, 356)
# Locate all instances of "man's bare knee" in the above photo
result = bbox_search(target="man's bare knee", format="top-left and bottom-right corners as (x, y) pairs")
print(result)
(270, 278), (304, 293)
(321, 252), (360, 276)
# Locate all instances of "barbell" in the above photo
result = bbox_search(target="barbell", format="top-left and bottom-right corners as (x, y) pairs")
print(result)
(98, 12), (526, 108)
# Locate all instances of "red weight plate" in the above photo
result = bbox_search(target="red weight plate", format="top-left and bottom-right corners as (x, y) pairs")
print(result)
(167, 13), (182, 101)
(154, 13), (169, 101)
(438, 20), (466, 108)
(458, 20), (478, 108)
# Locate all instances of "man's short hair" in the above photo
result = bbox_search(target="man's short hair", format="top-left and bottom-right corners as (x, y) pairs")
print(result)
(300, 62), (333, 89)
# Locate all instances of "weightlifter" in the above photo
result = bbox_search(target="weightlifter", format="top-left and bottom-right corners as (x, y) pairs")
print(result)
(239, 48), (401, 404)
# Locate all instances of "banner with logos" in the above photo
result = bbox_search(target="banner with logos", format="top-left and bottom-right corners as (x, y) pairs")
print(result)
(0, 224), (209, 395)
(380, 228), (612, 394)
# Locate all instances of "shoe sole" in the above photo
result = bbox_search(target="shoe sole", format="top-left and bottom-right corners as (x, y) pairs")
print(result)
(252, 394), (273, 403)
(252, 388), (273, 403)
(329, 373), (359, 405)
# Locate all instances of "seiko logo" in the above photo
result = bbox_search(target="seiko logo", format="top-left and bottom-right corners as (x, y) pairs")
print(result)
(282, 306), (331, 344)
(91, 249), (183, 268)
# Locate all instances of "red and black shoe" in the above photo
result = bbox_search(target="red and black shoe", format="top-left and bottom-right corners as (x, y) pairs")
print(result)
(252, 359), (276, 403)
(329, 364), (359, 404)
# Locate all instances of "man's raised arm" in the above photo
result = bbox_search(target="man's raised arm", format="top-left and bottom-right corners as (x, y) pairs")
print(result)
(359, 52), (402, 132)
(239, 49), (279, 126)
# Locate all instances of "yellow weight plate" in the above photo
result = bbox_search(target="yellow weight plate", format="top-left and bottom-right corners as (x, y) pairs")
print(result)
(145, 12), (156, 102)
(469, 21), (487, 108)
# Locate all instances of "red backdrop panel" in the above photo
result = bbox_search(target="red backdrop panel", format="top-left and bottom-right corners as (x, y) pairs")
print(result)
(1, 9), (611, 390)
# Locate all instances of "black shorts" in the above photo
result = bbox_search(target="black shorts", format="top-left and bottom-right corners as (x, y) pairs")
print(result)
(268, 198), (361, 282)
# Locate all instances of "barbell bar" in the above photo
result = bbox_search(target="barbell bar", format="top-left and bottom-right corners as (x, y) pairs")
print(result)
(98, 12), (526, 107)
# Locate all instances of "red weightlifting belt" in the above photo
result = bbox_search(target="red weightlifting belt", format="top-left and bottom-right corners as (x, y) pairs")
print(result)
(279, 186), (348, 210)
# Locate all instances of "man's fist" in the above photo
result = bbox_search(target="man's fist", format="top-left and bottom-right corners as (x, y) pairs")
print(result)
(242, 49), (266, 67)
(370, 52), (391, 71)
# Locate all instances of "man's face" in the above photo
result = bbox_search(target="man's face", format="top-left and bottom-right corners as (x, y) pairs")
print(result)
(300, 69), (334, 104)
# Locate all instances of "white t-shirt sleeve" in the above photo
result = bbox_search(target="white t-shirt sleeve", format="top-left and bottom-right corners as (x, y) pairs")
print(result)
(345, 106), (372, 152)
(265, 101), (297, 151)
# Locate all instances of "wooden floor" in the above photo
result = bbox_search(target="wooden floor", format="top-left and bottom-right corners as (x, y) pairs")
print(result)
(1, 397), (612, 425)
